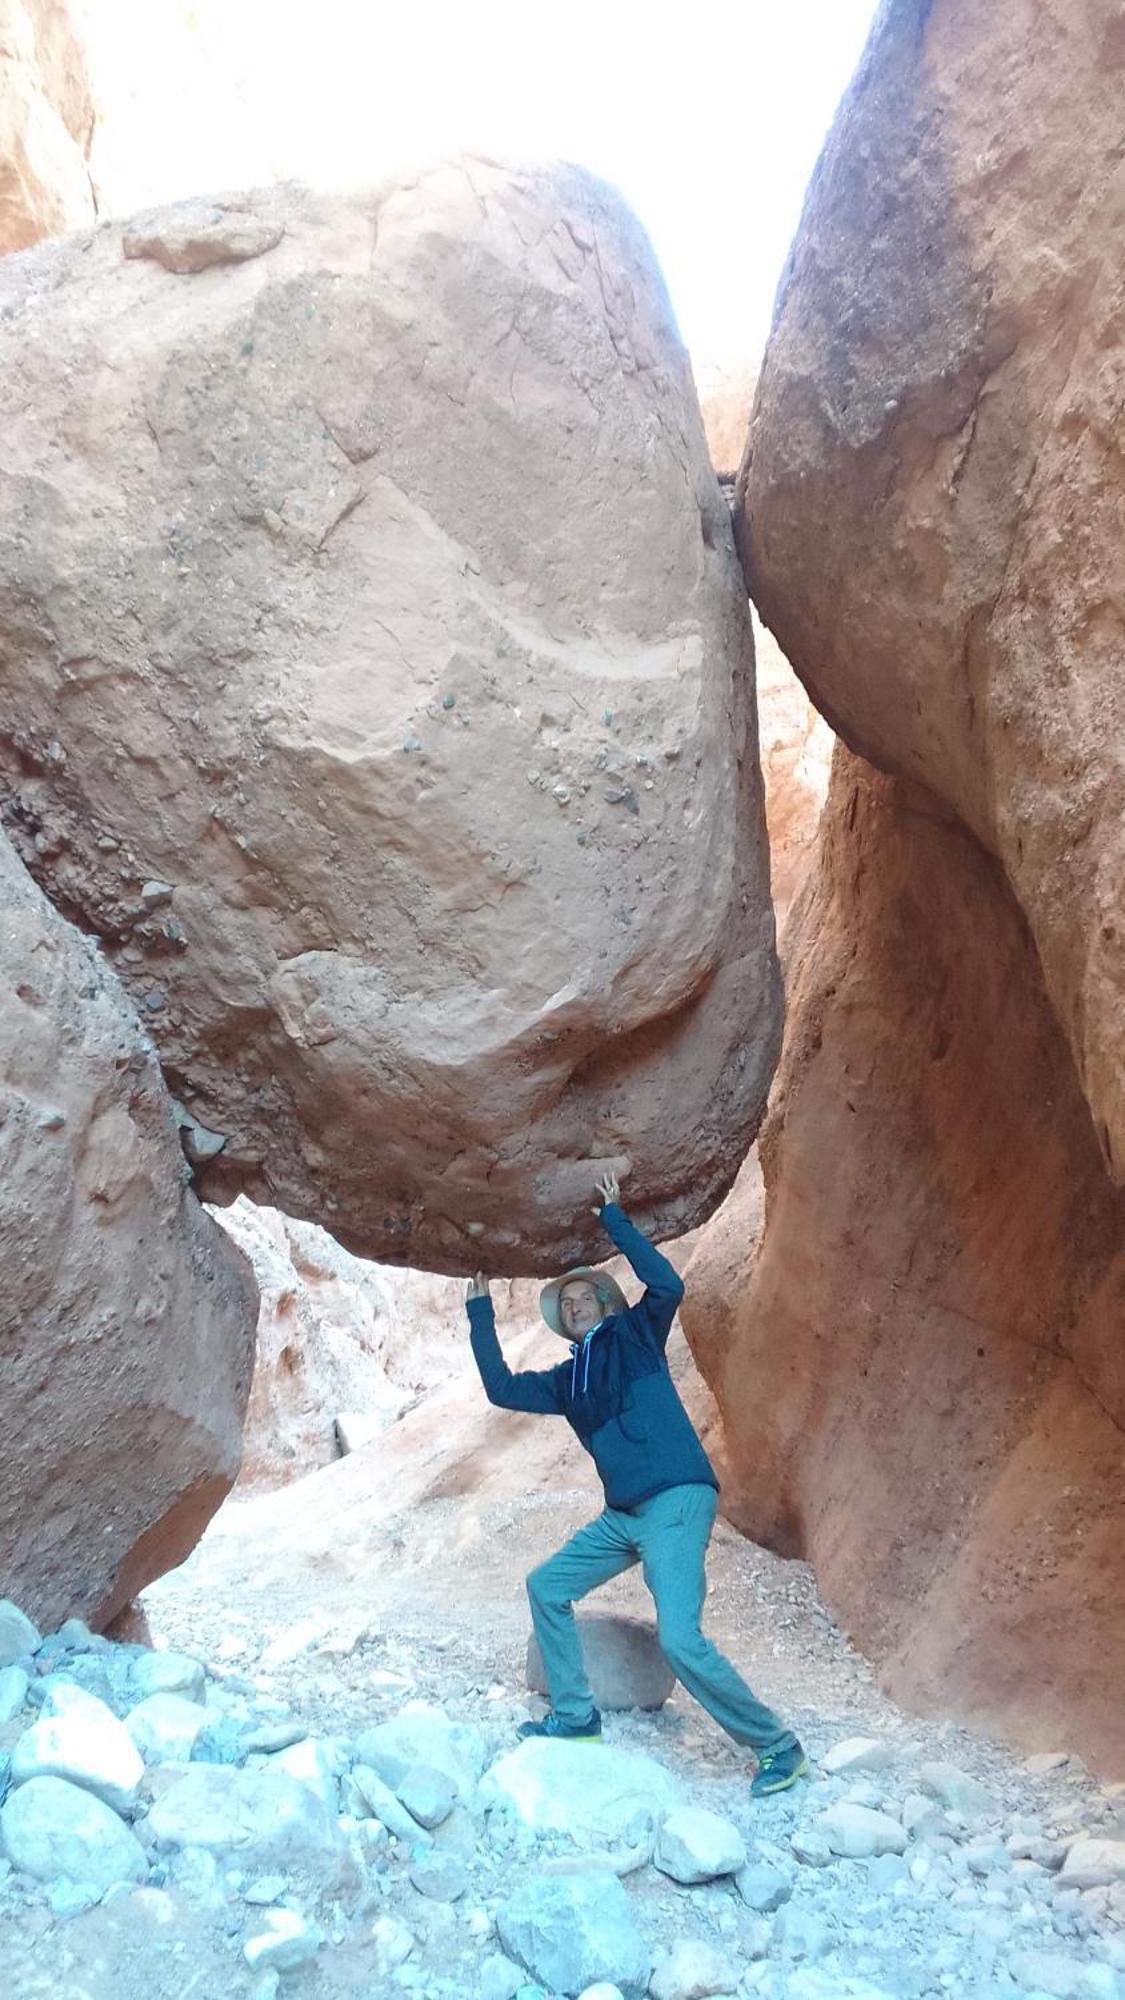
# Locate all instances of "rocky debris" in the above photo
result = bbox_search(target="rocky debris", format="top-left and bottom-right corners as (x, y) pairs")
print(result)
(743, 0), (1125, 1178)
(125, 1693), (208, 1763)
(0, 834), (257, 1631)
(0, 0), (96, 255)
(1062, 1841), (1125, 1891)
(527, 1614), (675, 1713)
(2, 1571), (1124, 1998)
(682, 753), (1125, 1771)
(653, 1805), (746, 1884)
(649, 1937), (738, 2000)
(354, 1699), (487, 1802)
(0, 163), (779, 1274)
(496, 1871), (651, 1998)
(480, 1739), (680, 1844)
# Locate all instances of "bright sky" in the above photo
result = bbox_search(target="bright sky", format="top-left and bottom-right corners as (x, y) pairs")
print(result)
(78, 0), (879, 370)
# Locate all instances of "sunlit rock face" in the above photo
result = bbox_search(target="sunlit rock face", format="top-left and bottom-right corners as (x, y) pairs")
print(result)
(0, 0), (95, 254)
(0, 162), (780, 1274)
(0, 828), (257, 1631)
(742, 0), (1125, 1181)
(683, 749), (1125, 1771)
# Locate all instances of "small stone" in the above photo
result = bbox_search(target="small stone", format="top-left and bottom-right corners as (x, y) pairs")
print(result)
(370, 1913), (415, 1975)
(0, 1775), (148, 1889)
(820, 1735), (894, 1776)
(1025, 1752), (1072, 1775)
(497, 1872), (650, 1998)
(791, 1828), (832, 1867)
(0, 1666), (29, 1725)
(243, 1720), (307, 1755)
(351, 1763), (425, 1841)
(409, 1853), (468, 1901)
(1060, 1839), (1125, 1890)
(478, 1954), (525, 2000)
(47, 1877), (103, 1917)
(12, 1688), (144, 1810)
(654, 1806), (745, 1884)
(131, 1651), (207, 1703)
(140, 880), (174, 906)
(244, 1907), (323, 1972)
(271, 1735), (341, 1813)
(867, 1852), (910, 1891)
(243, 1872), (290, 1905)
(127, 1694), (208, 1764)
(775, 1905), (835, 1960)
(817, 1803), (908, 1859)
(0, 1601), (40, 1669)
(354, 1702), (487, 1802)
(577, 1988), (626, 2000)
(918, 1761), (996, 1821)
(649, 1938), (737, 2000)
(734, 1860), (792, 1912)
(397, 1762), (458, 1830)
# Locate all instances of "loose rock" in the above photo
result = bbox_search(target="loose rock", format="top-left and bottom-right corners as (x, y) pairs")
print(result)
(653, 1807), (746, 1884)
(497, 1872), (650, 1999)
(0, 1773), (148, 1889)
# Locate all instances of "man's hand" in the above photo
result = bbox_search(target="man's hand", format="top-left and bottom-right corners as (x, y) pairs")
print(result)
(594, 1171), (621, 1213)
(465, 1271), (490, 1303)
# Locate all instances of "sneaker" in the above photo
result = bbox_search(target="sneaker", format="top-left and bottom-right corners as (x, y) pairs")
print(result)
(750, 1741), (810, 1797)
(517, 1707), (602, 1742)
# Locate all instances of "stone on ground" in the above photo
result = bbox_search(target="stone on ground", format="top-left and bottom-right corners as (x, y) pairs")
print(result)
(497, 1871), (651, 1999)
(396, 1760), (458, 1829)
(0, 1602), (40, 1668)
(243, 1906), (323, 1972)
(145, 1764), (348, 1880)
(126, 1693), (208, 1764)
(0, 1773), (148, 1888)
(369, 1913), (415, 1975)
(0, 1665), (30, 1724)
(820, 1737), (894, 1776)
(649, 1938), (738, 2000)
(653, 1806), (746, 1884)
(918, 1762), (996, 1822)
(353, 1701), (486, 1802)
(734, 1860), (792, 1911)
(350, 1763), (425, 1841)
(408, 1852), (469, 1901)
(131, 1651), (207, 1703)
(480, 1739), (679, 1844)
(478, 1953), (526, 2000)
(1060, 1839), (1125, 1890)
(270, 1735), (342, 1813)
(527, 1615), (675, 1711)
(12, 1689), (144, 1810)
(816, 1803), (908, 1859)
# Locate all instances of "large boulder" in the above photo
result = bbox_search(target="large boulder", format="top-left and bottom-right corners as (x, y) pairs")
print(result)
(682, 751), (1125, 1770)
(0, 829), (256, 1629)
(0, 162), (780, 1272)
(0, 0), (95, 255)
(743, 0), (1125, 1181)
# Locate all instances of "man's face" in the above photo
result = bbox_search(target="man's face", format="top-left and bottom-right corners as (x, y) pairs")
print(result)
(559, 1278), (604, 1339)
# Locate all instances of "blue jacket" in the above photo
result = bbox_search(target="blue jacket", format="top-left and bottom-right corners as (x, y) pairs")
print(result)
(466, 1203), (718, 1511)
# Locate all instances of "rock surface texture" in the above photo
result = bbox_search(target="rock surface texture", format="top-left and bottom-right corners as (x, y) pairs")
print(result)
(0, 0), (95, 255)
(742, 0), (1125, 1180)
(0, 162), (779, 1273)
(684, 752), (1125, 1769)
(0, 829), (257, 1630)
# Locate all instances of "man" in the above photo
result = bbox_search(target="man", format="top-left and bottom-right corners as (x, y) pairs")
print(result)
(464, 1171), (809, 1798)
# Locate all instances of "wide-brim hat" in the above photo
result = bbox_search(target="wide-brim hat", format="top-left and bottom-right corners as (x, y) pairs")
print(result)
(539, 1266), (629, 1337)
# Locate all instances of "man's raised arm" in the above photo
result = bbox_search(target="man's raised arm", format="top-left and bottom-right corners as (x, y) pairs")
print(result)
(593, 1171), (684, 1349)
(465, 1274), (564, 1415)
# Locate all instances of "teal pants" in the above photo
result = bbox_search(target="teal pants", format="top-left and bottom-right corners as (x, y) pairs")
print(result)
(526, 1482), (796, 1752)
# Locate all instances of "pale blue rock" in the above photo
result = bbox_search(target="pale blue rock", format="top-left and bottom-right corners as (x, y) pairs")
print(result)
(497, 1872), (651, 1999)
(0, 1774), (148, 1889)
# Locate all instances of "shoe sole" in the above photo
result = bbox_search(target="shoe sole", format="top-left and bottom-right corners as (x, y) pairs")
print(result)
(751, 1755), (810, 1797)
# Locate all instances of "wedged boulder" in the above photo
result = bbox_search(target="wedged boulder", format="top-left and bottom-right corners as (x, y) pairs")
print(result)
(0, 829), (257, 1630)
(743, 0), (1125, 1179)
(682, 751), (1125, 1770)
(527, 1614), (674, 1712)
(0, 0), (95, 256)
(0, 161), (780, 1272)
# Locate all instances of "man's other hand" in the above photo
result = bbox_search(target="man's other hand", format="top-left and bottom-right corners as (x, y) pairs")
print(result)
(594, 1171), (621, 1212)
(465, 1271), (490, 1302)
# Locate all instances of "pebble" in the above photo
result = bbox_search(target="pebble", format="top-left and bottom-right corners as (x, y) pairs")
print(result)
(653, 1806), (746, 1883)
(243, 1907), (323, 1972)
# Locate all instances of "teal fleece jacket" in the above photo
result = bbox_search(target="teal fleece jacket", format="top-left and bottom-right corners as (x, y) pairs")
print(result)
(466, 1203), (717, 1511)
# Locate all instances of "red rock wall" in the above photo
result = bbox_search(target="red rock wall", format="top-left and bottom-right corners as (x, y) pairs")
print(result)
(683, 749), (1125, 1771)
